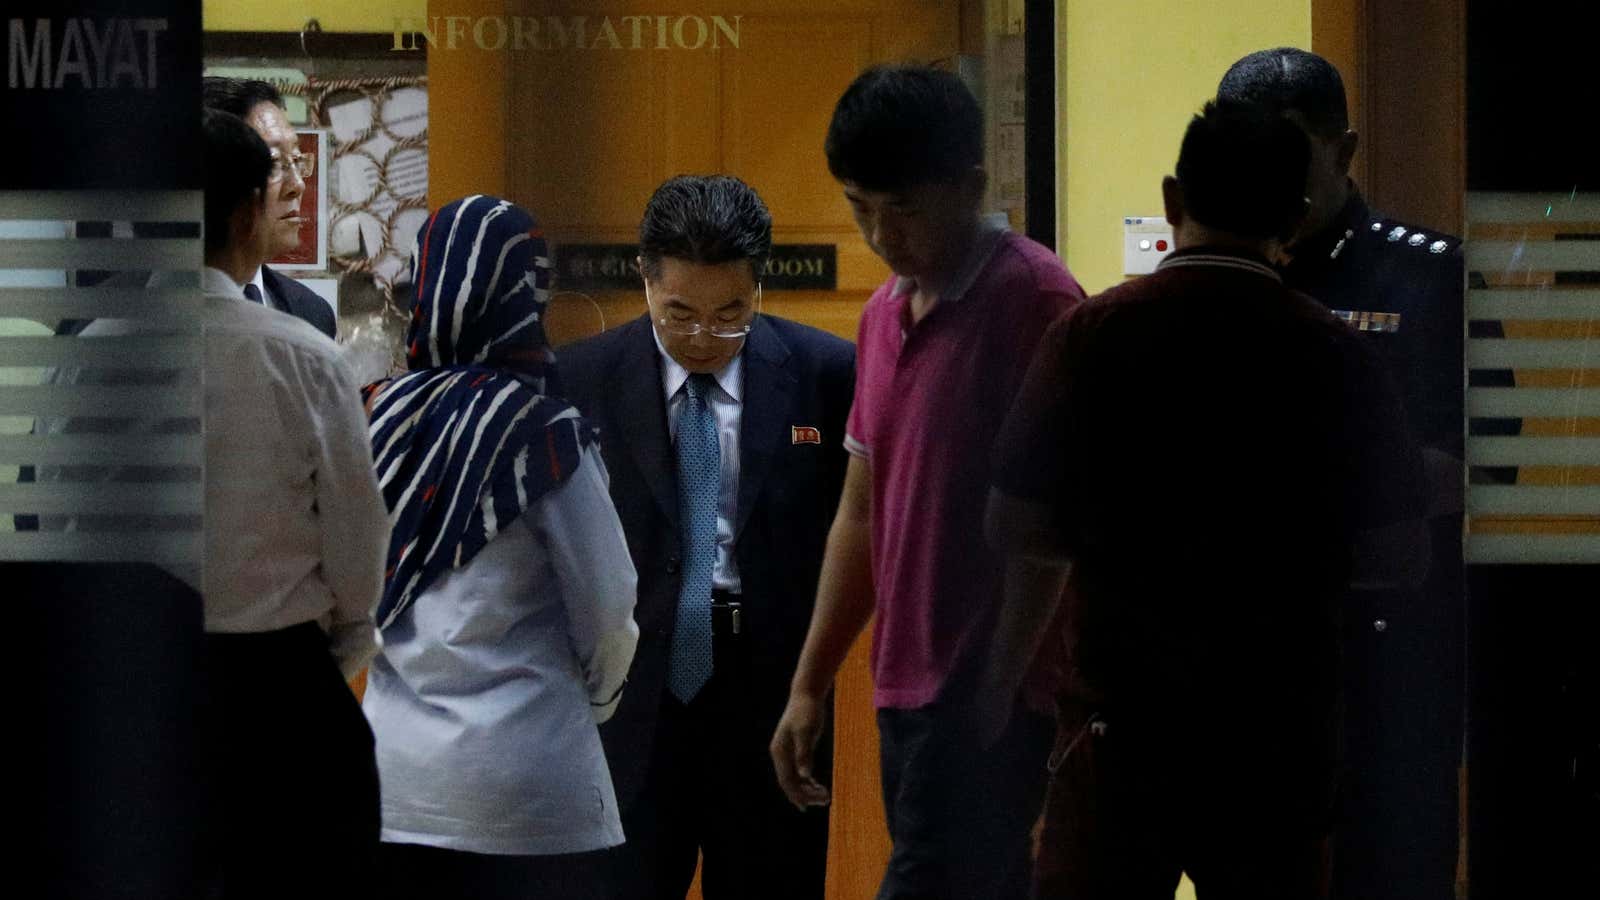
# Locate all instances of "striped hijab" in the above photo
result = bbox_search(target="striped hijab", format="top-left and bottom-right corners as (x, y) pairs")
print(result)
(364, 195), (593, 628)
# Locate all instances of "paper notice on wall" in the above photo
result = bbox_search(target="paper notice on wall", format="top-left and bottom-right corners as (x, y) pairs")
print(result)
(326, 95), (373, 146)
(387, 147), (428, 206)
(326, 87), (428, 285)
(383, 87), (428, 140)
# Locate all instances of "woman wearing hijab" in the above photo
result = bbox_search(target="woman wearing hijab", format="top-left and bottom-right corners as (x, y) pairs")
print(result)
(362, 195), (639, 898)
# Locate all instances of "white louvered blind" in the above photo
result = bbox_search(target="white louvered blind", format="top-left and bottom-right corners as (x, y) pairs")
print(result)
(0, 191), (204, 567)
(1466, 191), (1600, 563)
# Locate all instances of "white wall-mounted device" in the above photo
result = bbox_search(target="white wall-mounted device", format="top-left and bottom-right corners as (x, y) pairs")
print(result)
(1123, 216), (1174, 276)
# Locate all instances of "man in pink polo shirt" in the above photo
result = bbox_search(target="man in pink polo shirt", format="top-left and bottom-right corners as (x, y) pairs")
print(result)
(770, 65), (1085, 899)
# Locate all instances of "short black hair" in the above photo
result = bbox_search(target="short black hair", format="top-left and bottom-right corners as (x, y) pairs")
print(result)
(825, 65), (982, 192)
(202, 76), (284, 119)
(203, 108), (272, 256)
(1175, 101), (1310, 241)
(638, 175), (773, 281)
(1217, 47), (1349, 139)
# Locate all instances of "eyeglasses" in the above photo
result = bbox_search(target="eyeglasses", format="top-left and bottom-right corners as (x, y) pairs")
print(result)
(269, 151), (315, 182)
(648, 282), (761, 338)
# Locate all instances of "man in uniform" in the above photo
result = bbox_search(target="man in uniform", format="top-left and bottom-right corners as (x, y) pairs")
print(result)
(1219, 47), (1466, 900)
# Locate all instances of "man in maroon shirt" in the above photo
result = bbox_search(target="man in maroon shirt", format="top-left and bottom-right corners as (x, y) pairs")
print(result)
(985, 102), (1429, 899)
(770, 65), (1084, 899)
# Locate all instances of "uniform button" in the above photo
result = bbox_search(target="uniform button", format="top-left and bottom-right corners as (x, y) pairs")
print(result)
(1373, 619), (1389, 633)
(666, 557), (680, 574)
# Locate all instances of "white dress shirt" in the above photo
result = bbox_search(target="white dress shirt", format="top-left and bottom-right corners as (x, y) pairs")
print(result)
(653, 330), (743, 592)
(41, 267), (389, 677)
(363, 445), (640, 855)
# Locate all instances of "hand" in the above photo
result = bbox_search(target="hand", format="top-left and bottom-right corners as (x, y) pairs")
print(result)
(771, 691), (831, 811)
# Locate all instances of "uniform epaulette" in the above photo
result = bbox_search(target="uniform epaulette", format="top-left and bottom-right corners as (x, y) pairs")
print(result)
(1366, 217), (1461, 255)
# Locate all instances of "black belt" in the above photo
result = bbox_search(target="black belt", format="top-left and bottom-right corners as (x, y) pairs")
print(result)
(711, 589), (743, 637)
(204, 620), (327, 663)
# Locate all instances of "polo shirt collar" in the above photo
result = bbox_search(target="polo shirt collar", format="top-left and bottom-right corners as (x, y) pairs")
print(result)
(891, 212), (1010, 304)
(1155, 246), (1282, 282)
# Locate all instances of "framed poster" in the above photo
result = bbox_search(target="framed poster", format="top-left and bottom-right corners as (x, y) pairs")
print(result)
(268, 129), (330, 271)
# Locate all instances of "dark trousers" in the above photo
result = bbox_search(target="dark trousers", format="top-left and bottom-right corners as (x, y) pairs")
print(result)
(376, 842), (608, 900)
(1032, 703), (1335, 900)
(199, 622), (379, 899)
(606, 606), (830, 900)
(1334, 519), (1464, 900)
(875, 695), (1054, 900)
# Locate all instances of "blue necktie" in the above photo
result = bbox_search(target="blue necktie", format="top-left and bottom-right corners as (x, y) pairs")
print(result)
(243, 283), (265, 305)
(668, 373), (719, 703)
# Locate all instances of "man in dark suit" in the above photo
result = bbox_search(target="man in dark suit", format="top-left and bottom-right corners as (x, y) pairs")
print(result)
(558, 175), (854, 900)
(202, 76), (336, 339)
(257, 265), (334, 338)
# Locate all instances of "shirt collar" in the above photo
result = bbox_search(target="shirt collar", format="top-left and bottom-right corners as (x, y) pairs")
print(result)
(651, 322), (744, 404)
(249, 266), (268, 301)
(890, 212), (1010, 304)
(1155, 246), (1283, 282)
(202, 266), (247, 299)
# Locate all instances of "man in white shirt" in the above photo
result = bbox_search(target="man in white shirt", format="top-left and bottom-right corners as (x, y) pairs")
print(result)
(40, 109), (387, 894)
(188, 105), (389, 897)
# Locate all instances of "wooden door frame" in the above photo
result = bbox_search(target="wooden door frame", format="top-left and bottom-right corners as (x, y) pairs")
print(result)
(1313, 0), (1467, 235)
(1025, 0), (1057, 251)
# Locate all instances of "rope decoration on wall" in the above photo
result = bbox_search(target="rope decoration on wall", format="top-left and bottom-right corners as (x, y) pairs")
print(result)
(273, 74), (429, 299)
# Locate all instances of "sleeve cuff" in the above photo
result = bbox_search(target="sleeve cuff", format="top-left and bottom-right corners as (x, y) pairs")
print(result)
(590, 678), (627, 723)
(843, 433), (870, 459)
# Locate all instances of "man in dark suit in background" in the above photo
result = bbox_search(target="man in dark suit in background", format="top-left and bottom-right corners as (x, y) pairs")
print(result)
(559, 175), (854, 900)
(202, 76), (337, 339)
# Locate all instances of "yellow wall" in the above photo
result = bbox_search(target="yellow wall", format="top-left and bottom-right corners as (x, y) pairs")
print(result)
(1059, 0), (1312, 294)
(202, 0), (426, 32)
(1057, 8), (1313, 898)
(425, 0), (509, 206)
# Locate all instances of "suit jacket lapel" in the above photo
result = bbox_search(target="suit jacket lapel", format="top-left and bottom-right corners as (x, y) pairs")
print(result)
(261, 266), (289, 314)
(735, 316), (794, 541)
(611, 316), (679, 528)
